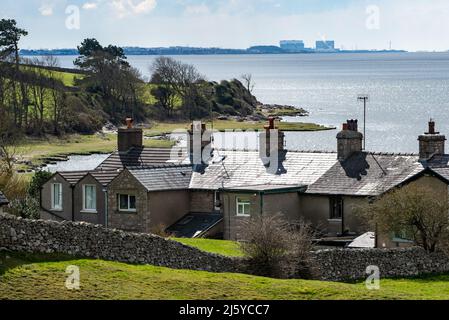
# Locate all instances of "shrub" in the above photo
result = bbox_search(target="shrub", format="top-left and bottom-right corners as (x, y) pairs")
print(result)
(239, 214), (316, 279)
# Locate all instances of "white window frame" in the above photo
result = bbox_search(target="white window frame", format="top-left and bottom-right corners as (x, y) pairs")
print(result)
(236, 198), (251, 217)
(82, 185), (97, 213)
(51, 183), (63, 211)
(118, 194), (137, 213)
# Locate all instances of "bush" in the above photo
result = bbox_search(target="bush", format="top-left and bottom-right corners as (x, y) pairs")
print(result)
(239, 214), (316, 279)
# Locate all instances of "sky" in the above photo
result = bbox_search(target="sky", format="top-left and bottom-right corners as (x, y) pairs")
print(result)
(1, 0), (449, 51)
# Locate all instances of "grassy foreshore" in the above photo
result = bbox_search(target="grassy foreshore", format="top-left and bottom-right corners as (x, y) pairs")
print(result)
(14, 120), (333, 171)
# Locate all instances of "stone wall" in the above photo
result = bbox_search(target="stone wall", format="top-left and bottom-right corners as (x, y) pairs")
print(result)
(0, 213), (239, 273)
(312, 248), (449, 281)
(2, 213), (449, 282)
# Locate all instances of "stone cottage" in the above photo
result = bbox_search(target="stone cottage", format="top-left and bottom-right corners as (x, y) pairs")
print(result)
(0, 191), (9, 214)
(40, 118), (449, 247)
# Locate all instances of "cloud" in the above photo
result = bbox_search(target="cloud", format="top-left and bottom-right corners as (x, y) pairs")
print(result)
(39, 4), (53, 16)
(111, 0), (157, 18)
(82, 2), (99, 10)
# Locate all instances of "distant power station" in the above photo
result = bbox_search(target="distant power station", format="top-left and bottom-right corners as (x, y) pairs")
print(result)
(279, 40), (338, 53)
(279, 40), (305, 52)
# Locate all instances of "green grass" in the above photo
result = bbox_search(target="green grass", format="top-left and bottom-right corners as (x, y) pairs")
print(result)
(172, 238), (244, 257)
(16, 134), (174, 168)
(1, 251), (449, 300)
(146, 120), (332, 137)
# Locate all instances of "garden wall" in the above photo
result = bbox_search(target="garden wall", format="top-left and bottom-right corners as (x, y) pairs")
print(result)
(0, 213), (239, 273)
(2, 213), (449, 282)
(312, 248), (449, 281)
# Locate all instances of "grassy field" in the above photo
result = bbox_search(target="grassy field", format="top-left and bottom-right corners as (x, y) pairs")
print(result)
(145, 119), (333, 137)
(1, 251), (449, 300)
(17, 134), (174, 167)
(173, 238), (244, 257)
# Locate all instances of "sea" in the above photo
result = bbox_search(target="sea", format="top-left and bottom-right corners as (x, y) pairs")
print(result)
(34, 52), (449, 154)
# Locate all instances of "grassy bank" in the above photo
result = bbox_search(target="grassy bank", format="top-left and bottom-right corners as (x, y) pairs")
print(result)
(16, 134), (174, 168)
(146, 120), (333, 137)
(1, 251), (449, 300)
(173, 238), (244, 257)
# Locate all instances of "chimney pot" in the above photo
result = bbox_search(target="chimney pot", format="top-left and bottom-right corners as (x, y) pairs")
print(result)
(126, 118), (134, 129)
(342, 123), (349, 131)
(428, 120), (436, 134)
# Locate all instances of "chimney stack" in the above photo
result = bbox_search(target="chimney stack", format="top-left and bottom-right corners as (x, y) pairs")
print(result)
(259, 117), (285, 157)
(418, 120), (446, 161)
(117, 118), (143, 153)
(188, 121), (213, 165)
(337, 119), (363, 161)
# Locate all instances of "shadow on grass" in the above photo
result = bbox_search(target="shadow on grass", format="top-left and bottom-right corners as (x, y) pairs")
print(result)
(0, 250), (78, 276)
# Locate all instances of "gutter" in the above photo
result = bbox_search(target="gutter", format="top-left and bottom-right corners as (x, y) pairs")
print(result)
(71, 185), (75, 222)
(104, 188), (109, 228)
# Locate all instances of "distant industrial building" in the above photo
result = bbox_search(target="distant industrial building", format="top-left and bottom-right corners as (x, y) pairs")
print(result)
(316, 40), (336, 52)
(280, 40), (305, 52)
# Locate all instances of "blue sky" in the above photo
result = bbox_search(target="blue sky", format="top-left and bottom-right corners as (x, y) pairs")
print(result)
(1, 0), (449, 51)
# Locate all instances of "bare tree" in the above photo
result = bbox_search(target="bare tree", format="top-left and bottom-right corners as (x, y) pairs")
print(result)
(150, 56), (205, 119)
(358, 184), (449, 253)
(241, 73), (255, 94)
(239, 214), (316, 278)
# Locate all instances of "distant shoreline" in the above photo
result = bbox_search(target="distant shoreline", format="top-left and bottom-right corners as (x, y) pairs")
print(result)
(20, 48), (408, 56)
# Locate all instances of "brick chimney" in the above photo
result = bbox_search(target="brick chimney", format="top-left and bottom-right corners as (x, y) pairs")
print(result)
(337, 119), (363, 161)
(188, 121), (213, 165)
(259, 117), (285, 157)
(418, 120), (446, 161)
(117, 118), (143, 153)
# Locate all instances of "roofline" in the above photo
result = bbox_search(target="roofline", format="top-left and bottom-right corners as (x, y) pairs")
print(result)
(47, 171), (88, 186)
(219, 185), (308, 195)
(394, 167), (449, 190)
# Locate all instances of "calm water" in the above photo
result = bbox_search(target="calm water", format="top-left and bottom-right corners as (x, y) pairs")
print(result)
(44, 53), (449, 153)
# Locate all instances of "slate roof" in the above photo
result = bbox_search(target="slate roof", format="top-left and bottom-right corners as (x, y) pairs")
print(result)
(189, 150), (434, 196)
(58, 170), (120, 186)
(306, 152), (423, 196)
(89, 171), (121, 187)
(166, 213), (223, 238)
(58, 171), (90, 185)
(128, 165), (193, 192)
(189, 150), (338, 190)
(97, 147), (185, 171)
(0, 191), (9, 205)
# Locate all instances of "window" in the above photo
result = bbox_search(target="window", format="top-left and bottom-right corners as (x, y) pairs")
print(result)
(118, 194), (137, 212)
(236, 198), (251, 216)
(330, 196), (344, 220)
(83, 185), (97, 212)
(51, 183), (62, 211)
(214, 191), (221, 211)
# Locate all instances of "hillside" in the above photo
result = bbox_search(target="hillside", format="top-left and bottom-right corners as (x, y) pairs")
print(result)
(1, 251), (449, 300)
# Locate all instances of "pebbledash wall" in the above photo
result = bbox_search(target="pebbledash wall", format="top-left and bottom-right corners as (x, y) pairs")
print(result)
(2, 213), (449, 281)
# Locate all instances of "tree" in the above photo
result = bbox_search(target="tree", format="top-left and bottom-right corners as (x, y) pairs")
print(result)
(150, 56), (205, 119)
(241, 73), (255, 94)
(359, 184), (449, 253)
(75, 38), (143, 122)
(0, 109), (21, 174)
(151, 85), (177, 118)
(0, 19), (29, 128)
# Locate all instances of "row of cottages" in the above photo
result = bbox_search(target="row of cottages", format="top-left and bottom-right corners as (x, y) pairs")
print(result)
(0, 191), (9, 214)
(40, 118), (449, 247)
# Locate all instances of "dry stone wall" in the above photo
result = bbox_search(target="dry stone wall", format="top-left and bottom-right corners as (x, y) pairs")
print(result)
(2, 213), (449, 282)
(0, 213), (239, 273)
(312, 248), (449, 281)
